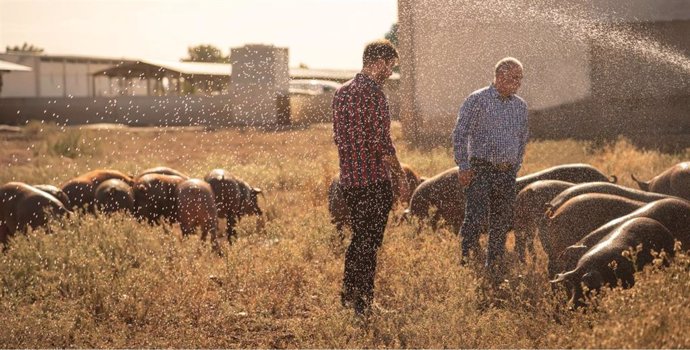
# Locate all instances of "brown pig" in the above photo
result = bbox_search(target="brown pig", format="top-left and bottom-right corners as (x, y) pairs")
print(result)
(133, 173), (186, 224)
(177, 179), (220, 251)
(136, 166), (189, 180)
(95, 179), (135, 214)
(405, 163), (613, 234)
(204, 169), (262, 241)
(61, 169), (134, 211)
(513, 180), (575, 263)
(0, 182), (70, 245)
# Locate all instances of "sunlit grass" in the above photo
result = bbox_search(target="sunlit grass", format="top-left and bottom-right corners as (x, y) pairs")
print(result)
(1, 122), (689, 347)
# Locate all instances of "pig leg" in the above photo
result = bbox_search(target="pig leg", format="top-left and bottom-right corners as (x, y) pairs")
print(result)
(335, 222), (346, 241)
(180, 221), (196, 237)
(203, 217), (221, 253)
(226, 216), (237, 242)
(0, 223), (10, 247)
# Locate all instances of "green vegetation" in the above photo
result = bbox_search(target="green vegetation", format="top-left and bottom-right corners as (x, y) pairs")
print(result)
(1, 123), (689, 348)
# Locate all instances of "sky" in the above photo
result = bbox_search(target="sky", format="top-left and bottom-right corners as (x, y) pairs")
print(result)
(0, 0), (398, 70)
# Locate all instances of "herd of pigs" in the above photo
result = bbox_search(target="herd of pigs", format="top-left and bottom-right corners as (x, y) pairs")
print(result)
(329, 162), (690, 307)
(0, 167), (262, 252)
(1, 161), (689, 307)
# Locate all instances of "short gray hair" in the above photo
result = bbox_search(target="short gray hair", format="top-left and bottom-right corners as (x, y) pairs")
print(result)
(494, 57), (523, 76)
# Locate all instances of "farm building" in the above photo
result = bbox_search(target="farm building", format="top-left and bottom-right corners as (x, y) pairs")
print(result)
(0, 46), (400, 126)
(0, 59), (32, 97)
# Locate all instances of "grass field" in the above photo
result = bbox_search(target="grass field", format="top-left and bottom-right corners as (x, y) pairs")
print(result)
(1, 121), (689, 348)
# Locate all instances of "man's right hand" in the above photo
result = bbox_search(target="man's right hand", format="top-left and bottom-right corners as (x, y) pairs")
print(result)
(458, 169), (474, 187)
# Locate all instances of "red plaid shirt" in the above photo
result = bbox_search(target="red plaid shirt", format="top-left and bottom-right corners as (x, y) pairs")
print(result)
(332, 73), (397, 188)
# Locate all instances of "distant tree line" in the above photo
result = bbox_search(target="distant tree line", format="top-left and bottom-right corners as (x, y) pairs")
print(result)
(385, 23), (398, 47)
(5, 42), (44, 54)
(182, 44), (230, 63)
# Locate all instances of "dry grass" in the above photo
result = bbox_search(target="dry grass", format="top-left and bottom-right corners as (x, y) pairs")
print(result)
(1, 121), (689, 348)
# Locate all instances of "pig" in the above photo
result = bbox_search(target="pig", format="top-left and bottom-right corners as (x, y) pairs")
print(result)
(0, 182), (70, 245)
(513, 180), (575, 263)
(133, 174), (186, 224)
(204, 169), (262, 241)
(177, 179), (220, 252)
(136, 166), (189, 180)
(551, 217), (674, 308)
(547, 181), (672, 215)
(61, 169), (134, 211)
(540, 193), (646, 277)
(557, 198), (690, 274)
(95, 179), (135, 214)
(631, 162), (690, 201)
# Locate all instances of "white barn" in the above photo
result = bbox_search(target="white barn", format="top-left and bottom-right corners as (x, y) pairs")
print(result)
(0, 53), (131, 98)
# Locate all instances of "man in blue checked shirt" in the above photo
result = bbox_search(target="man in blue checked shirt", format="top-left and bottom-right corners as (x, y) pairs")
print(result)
(451, 57), (529, 281)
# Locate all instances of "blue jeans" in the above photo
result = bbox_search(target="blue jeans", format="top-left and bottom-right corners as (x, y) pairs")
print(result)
(460, 163), (516, 269)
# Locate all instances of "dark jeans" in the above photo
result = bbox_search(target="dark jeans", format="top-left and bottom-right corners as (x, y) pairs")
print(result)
(460, 159), (517, 270)
(340, 180), (393, 314)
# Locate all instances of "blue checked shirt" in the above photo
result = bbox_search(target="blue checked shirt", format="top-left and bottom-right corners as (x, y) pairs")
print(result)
(452, 84), (529, 173)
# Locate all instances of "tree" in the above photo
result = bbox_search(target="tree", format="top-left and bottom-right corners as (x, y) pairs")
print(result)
(5, 42), (44, 54)
(183, 44), (230, 63)
(385, 23), (398, 47)
(385, 23), (400, 72)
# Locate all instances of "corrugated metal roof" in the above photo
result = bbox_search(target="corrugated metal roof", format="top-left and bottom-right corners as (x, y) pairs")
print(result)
(93, 59), (401, 81)
(290, 68), (400, 81)
(0, 59), (32, 72)
(290, 68), (357, 80)
(1, 52), (136, 64)
(140, 59), (232, 76)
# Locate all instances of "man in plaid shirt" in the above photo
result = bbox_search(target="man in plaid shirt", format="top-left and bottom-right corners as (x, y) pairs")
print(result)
(452, 57), (529, 282)
(332, 39), (409, 316)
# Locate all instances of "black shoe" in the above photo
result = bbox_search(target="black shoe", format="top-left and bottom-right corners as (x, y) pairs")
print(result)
(354, 299), (369, 317)
(341, 290), (355, 308)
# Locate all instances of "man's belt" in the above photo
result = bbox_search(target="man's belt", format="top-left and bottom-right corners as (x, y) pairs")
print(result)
(469, 158), (514, 172)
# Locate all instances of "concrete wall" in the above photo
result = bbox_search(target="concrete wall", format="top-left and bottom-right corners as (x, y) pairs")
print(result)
(0, 55), (39, 97)
(40, 61), (65, 97)
(230, 44), (290, 125)
(65, 62), (89, 97)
